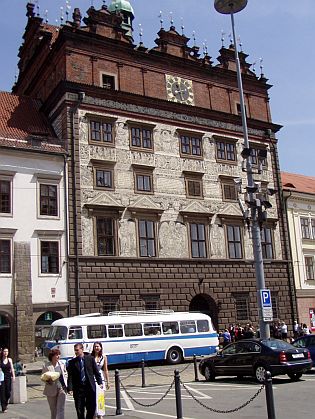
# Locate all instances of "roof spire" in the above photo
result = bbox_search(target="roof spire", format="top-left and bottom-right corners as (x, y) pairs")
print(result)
(108, 0), (134, 40)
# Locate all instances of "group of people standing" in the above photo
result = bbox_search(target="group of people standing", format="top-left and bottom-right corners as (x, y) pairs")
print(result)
(0, 347), (15, 413)
(219, 323), (256, 346)
(42, 342), (110, 419)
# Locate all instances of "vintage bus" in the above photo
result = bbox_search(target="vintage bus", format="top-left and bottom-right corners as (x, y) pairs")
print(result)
(43, 310), (219, 365)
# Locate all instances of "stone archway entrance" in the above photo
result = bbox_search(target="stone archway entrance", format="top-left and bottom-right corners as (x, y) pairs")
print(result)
(35, 311), (63, 354)
(189, 294), (219, 330)
(0, 314), (11, 350)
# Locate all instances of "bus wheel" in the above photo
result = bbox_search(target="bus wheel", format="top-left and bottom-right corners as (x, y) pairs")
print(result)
(166, 347), (183, 364)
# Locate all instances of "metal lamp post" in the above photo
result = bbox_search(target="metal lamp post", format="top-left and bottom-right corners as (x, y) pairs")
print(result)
(214, 0), (270, 339)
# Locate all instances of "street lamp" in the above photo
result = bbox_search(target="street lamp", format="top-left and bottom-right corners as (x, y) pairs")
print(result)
(214, 0), (271, 339)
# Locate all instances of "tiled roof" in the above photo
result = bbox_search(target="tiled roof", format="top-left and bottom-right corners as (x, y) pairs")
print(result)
(0, 91), (65, 154)
(281, 172), (315, 195)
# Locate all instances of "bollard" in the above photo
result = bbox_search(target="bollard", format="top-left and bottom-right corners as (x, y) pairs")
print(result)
(193, 355), (199, 382)
(115, 369), (122, 415)
(265, 371), (276, 419)
(141, 359), (146, 388)
(174, 370), (183, 419)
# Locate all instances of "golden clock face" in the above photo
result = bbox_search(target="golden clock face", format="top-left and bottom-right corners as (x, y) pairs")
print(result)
(166, 75), (194, 105)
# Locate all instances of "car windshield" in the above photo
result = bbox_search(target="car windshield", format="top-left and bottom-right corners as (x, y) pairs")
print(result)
(262, 339), (294, 350)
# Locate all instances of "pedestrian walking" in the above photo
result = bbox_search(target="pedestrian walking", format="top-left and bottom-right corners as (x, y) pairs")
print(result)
(0, 348), (15, 413)
(42, 349), (68, 419)
(67, 343), (103, 419)
(280, 321), (288, 340)
(91, 342), (110, 419)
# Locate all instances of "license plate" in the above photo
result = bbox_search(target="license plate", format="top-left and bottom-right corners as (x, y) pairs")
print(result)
(292, 353), (304, 359)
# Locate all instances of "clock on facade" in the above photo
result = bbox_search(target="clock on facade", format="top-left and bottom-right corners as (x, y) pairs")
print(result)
(166, 75), (195, 105)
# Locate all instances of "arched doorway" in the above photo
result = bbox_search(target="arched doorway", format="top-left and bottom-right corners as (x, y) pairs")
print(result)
(0, 314), (11, 350)
(189, 294), (219, 330)
(35, 312), (63, 354)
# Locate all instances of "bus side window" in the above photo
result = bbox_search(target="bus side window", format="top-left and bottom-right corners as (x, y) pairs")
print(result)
(108, 324), (123, 338)
(180, 321), (196, 334)
(162, 322), (179, 335)
(124, 323), (143, 337)
(87, 324), (107, 339)
(197, 320), (209, 333)
(143, 323), (162, 336)
(68, 327), (83, 340)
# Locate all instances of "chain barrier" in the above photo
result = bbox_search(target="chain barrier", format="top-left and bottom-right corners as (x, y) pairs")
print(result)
(119, 367), (138, 382)
(146, 361), (192, 377)
(119, 378), (175, 408)
(181, 380), (265, 414)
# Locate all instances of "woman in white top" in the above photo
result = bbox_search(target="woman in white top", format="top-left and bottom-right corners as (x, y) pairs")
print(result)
(42, 349), (68, 419)
(91, 342), (110, 419)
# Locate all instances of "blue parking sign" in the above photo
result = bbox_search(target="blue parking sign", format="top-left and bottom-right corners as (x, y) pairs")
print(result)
(260, 289), (271, 307)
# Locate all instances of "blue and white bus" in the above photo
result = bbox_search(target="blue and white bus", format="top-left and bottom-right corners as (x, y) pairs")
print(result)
(43, 310), (219, 365)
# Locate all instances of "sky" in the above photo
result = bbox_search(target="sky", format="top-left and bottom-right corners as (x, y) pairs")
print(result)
(0, 0), (314, 177)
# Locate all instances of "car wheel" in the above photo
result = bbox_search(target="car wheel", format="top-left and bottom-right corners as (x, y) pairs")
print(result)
(287, 372), (302, 381)
(204, 365), (216, 381)
(255, 365), (267, 383)
(166, 347), (183, 365)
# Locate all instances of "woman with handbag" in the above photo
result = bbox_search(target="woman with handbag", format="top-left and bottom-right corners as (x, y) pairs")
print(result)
(91, 342), (110, 419)
(42, 349), (68, 419)
(0, 348), (15, 413)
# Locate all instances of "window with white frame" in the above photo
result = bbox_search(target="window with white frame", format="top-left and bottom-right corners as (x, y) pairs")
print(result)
(0, 175), (13, 215)
(37, 178), (60, 218)
(0, 239), (11, 274)
(40, 240), (59, 274)
(300, 217), (310, 239)
(305, 256), (315, 280)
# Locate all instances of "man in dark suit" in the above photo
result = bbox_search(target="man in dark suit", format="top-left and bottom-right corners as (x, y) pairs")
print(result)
(67, 343), (103, 419)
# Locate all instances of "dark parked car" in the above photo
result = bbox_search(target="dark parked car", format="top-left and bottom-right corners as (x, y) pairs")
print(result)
(199, 338), (312, 383)
(292, 335), (315, 362)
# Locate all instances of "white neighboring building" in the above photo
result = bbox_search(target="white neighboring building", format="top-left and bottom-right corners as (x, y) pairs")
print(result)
(282, 172), (315, 332)
(0, 92), (68, 361)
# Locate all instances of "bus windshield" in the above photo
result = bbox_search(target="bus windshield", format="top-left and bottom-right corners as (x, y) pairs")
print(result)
(48, 326), (68, 341)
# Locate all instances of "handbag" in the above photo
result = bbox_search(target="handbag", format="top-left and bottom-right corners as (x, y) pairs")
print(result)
(96, 385), (105, 416)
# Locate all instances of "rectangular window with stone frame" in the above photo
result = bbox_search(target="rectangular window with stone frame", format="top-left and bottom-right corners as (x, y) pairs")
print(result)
(101, 74), (116, 90)
(234, 293), (250, 321)
(180, 134), (203, 158)
(185, 173), (203, 198)
(0, 179), (11, 214)
(0, 239), (11, 274)
(96, 217), (116, 256)
(305, 256), (315, 280)
(215, 140), (236, 163)
(312, 219), (315, 240)
(130, 126), (153, 150)
(99, 295), (120, 315)
(300, 217), (310, 239)
(89, 119), (114, 145)
(226, 225), (243, 259)
(221, 177), (238, 202)
(138, 219), (156, 257)
(189, 222), (207, 258)
(261, 227), (274, 259)
(142, 295), (161, 311)
(40, 241), (59, 274)
(134, 168), (154, 194)
(94, 167), (114, 190)
(250, 147), (267, 168)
